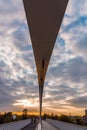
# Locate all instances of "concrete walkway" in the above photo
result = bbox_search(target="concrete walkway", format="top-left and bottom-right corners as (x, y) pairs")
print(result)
(35, 121), (59, 130)
(42, 121), (59, 130)
(21, 121), (59, 130)
(20, 123), (37, 130)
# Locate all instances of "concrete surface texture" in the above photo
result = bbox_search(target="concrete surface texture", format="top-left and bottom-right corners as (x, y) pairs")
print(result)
(36, 121), (59, 130)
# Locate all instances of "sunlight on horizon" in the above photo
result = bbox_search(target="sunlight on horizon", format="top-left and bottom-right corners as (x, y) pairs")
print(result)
(13, 99), (39, 108)
(0, 0), (87, 116)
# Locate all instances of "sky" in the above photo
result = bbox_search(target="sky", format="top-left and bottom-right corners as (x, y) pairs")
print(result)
(0, 0), (87, 116)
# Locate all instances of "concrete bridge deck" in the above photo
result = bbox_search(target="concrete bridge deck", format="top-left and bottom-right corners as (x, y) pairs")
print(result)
(35, 121), (59, 130)
(21, 123), (37, 130)
(42, 121), (59, 130)
(21, 120), (59, 130)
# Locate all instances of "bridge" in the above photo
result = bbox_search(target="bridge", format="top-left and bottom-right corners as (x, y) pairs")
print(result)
(0, 119), (87, 130)
(0, 0), (86, 130)
(23, 0), (68, 120)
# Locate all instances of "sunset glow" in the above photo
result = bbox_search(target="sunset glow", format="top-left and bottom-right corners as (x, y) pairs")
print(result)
(13, 99), (39, 108)
(0, 0), (87, 116)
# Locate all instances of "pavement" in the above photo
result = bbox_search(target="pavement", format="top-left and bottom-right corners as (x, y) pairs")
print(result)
(20, 120), (59, 130)
(35, 120), (59, 130)
(20, 123), (37, 130)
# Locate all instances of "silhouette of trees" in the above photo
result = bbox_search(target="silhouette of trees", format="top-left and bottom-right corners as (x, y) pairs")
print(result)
(75, 116), (83, 125)
(59, 115), (72, 123)
(23, 109), (28, 115)
(3, 112), (13, 123)
(0, 114), (4, 124)
(43, 113), (84, 126)
(0, 111), (85, 126)
(0, 111), (29, 124)
(43, 113), (59, 120)
(22, 109), (28, 119)
(0, 112), (13, 124)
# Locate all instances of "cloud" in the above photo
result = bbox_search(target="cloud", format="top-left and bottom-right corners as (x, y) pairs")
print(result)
(68, 96), (87, 108)
(66, 57), (87, 83)
(64, 16), (87, 32)
(44, 55), (87, 113)
(48, 56), (87, 83)
(0, 0), (39, 112)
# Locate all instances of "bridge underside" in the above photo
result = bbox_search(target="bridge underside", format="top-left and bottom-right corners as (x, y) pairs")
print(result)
(23, 0), (68, 117)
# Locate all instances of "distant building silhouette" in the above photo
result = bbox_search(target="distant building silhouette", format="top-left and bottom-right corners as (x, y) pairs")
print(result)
(83, 109), (87, 124)
(85, 109), (87, 116)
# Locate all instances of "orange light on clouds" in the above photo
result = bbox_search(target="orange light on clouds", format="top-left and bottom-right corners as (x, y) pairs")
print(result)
(13, 99), (39, 108)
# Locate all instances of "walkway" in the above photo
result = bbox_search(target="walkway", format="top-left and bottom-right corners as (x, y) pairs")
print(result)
(42, 121), (59, 130)
(35, 121), (60, 130)
(20, 120), (60, 130)
(20, 123), (37, 130)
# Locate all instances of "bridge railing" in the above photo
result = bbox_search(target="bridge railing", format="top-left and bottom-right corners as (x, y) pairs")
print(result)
(47, 119), (87, 130)
(0, 119), (31, 130)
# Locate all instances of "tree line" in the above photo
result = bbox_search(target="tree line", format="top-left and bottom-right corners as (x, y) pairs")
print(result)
(0, 109), (30, 124)
(0, 110), (86, 126)
(43, 113), (85, 126)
